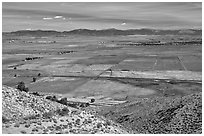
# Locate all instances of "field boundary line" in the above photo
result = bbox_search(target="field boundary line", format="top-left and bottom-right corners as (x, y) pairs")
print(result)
(177, 56), (187, 71)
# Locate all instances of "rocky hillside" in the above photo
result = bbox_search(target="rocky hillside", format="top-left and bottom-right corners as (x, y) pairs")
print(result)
(99, 93), (202, 134)
(2, 85), (128, 134)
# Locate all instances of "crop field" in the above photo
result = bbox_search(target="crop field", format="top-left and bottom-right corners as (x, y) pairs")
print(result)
(2, 34), (202, 106)
(179, 55), (202, 71)
(154, 56), (184, 71)
(28, 77), (89, 94)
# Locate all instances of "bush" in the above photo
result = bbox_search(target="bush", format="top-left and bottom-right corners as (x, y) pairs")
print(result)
(24, 87), (29, 93)
(31, 92), (40, 96)
(42, 112), (54, 119)
(16, 81), (29, 92)
(2, 116), (10, 123)
(58, 97), (67, 105)
(56, 107), (69, 116)
(46, 95), (58, 102)
(23, 114), (40, 120)
(32, 77), (36, 82)
(90, 98), (95, 103)
(52, 96), (58, 101)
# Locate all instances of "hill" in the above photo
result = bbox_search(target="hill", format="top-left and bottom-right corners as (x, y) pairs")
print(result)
(99, 93), (202, 134)
(2, 85), (128, 134)
(3, 28), (202, 37)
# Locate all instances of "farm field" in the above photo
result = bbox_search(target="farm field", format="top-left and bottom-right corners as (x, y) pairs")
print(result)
(3, 34), (202, 93)
(2, 33), (202, 134)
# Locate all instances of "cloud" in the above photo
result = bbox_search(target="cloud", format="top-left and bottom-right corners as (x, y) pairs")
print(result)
(43, 17), (53, 20)
(121, 22), (126, 26)
(54, 16), (63, 19)
(2, 2), (202, 31)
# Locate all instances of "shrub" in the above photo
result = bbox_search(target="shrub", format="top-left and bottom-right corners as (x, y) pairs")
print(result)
(31, 92), (41, 96)
(42, 112), (54, 119)
(52, 96), (58, 101)
(75, 119), (80, 125)
(56, 107), (69, 116)
(32, 77), (36, 82)
(58, 97), (68, 105)
(46, 95), (58, 102)
(2, 116), (10, 123)
(16, 81), (29, 92)
(23, 114), (39, 120)
(90, 98), (95, 103)
(14, 123), (20, 127)
(20, 130), (27, 134)
(24, 87), (29, 92)
(96, 122), (102, 128)
(46, 96), (52, 100)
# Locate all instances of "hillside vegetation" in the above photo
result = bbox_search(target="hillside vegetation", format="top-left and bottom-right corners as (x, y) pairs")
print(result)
(2, 85), (128, 134)
(99, 93), (202, 134)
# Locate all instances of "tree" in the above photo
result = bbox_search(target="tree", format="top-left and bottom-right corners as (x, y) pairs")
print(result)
(32, 77), (36, 82)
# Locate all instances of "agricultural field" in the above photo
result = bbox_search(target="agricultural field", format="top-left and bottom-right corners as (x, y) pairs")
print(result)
(2, 34), (202, 100)
(2, 34), (202, 134)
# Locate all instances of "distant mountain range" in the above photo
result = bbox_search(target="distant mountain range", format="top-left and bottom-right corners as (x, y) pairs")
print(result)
(3, 28), (202, 36)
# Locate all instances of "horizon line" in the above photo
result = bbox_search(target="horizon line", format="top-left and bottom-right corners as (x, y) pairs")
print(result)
(2, 27), (202, 33)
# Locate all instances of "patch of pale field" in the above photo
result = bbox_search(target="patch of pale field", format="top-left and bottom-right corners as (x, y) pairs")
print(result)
(85, 64), (114, 71)
(40, 64), (73, 73)
(48, 57), (67, 60)
(64, 44), (79, 47)
(122, 59), (138, 62)
(105, 44), (116, 47)
(2, 55), (14, 60)
(40, 64), (105, 76)
(51, 55), (92, 61)
(17, 63), (42, 70)
(59, 64), (86, 72)
(51, 60), (75, 64)
(34, 77), (77, 83)
(101, 70), (202, 81)
(67, 80), (156, 99)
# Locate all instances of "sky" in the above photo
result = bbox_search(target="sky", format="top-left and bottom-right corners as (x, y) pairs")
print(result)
(2, 2), (202, 32)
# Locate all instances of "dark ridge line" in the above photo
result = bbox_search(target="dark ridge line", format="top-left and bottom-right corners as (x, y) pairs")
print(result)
(3, 28), (202, 36)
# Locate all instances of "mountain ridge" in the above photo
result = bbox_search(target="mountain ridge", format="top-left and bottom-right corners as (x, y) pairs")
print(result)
(3, 28), (202, 36)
